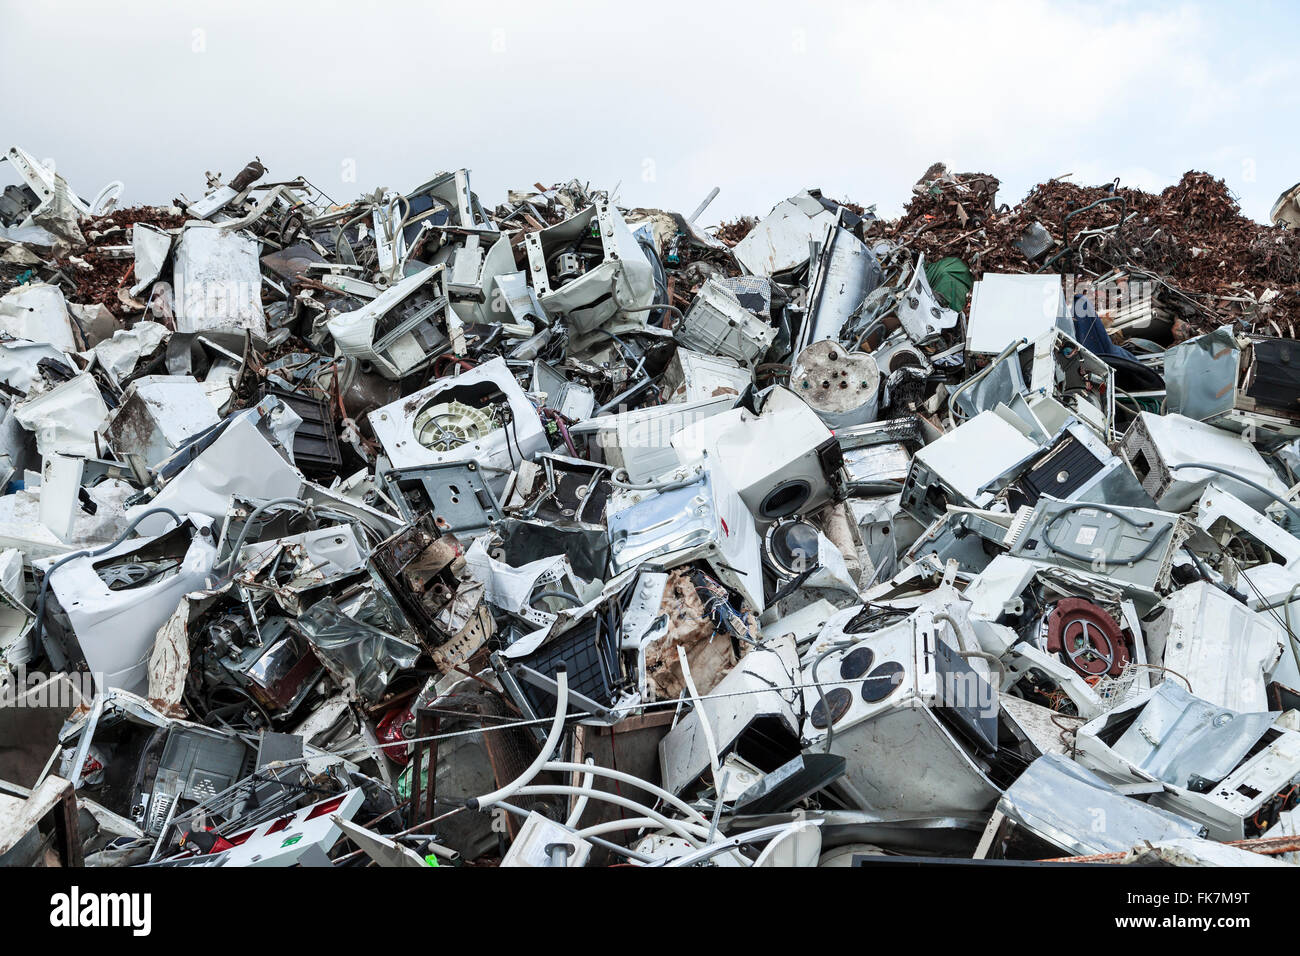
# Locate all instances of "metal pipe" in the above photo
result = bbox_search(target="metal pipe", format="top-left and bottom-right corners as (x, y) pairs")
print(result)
(688, 187), (721, 224)
(1044, 832), (1300, 864)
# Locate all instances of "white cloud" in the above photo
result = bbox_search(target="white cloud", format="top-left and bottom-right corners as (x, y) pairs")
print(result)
(0, 0), (1294, 225)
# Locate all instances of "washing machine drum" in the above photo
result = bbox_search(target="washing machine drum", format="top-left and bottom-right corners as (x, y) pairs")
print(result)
(412, 400), (495, 452)
(764, 518), (820, 578)
(759, 479), (814, 519)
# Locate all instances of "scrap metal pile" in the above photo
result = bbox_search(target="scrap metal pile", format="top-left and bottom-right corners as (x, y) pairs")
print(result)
(863, 165), (1300, 337)
(3, 146), (1300, 868)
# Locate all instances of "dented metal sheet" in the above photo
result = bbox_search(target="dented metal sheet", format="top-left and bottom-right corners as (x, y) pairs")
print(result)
(106, 376), (222, 469)
(41, 517), (218, 695)
(0, 282), (78, 351)
(13, 374), (110, 458)
(172, 228), (266, 337)
(1148, 581), (1284, 712)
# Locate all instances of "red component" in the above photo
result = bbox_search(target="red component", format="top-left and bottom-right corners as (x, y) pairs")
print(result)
(181, 828), (235, 854)
(1046, 598), (1130, 678)
(376, 702), (414, 766)
(305, 795), (346, 820)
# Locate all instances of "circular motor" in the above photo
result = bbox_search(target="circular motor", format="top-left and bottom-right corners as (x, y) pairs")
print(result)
(1046, 597), (1130, 677)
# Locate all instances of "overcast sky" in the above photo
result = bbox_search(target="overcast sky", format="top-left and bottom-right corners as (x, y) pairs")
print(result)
(2, 0), (1296, 227)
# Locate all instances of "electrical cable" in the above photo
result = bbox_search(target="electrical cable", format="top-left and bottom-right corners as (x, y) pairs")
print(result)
(1166, 462), (1300, 525)
(1040, 502), (1170, 566)
(32, 507), (185, 646)
(464, 666), (567, 811)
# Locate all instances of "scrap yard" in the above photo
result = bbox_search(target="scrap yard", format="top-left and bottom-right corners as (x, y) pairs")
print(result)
(2, 148), (1300, 869)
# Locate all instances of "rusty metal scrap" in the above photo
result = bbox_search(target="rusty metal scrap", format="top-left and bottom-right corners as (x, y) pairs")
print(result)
(868, 167), (1300, 337)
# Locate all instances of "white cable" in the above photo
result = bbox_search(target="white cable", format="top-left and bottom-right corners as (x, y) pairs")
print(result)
(564, 756), (596, 828)
(678, 645), (722, 796)
(575, 817), (711, 842)
(663, 821), (822, 867)
(465, 667), (567, 811)
(511, 785), (705, 847)
(543, 760), (711, 828)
